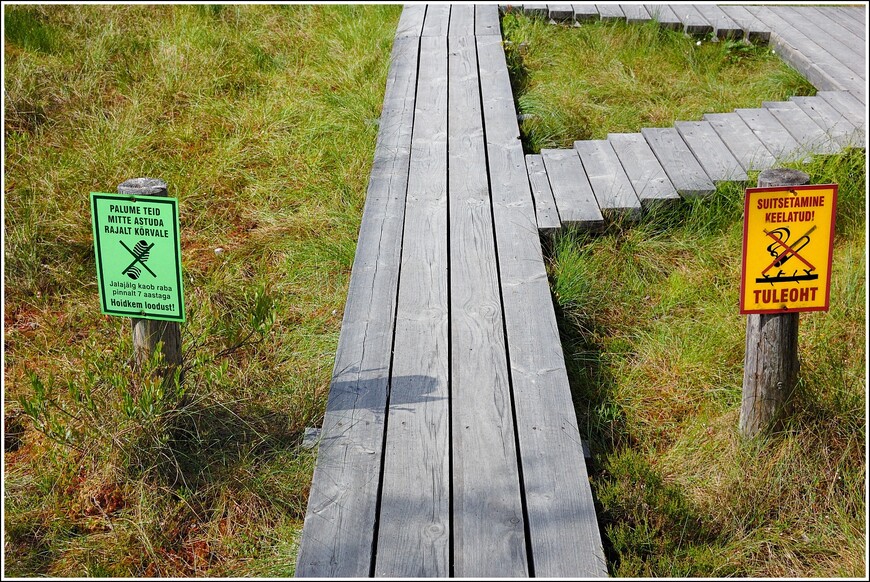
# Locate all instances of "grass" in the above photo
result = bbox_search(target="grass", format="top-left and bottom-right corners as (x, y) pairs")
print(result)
(4, 4), (400, 576)
(502, 11), (816, 151)
(503, 12), (866, 578)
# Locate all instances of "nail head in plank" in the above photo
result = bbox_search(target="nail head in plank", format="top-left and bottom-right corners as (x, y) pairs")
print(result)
(674, 121), (748, 182)
(703, 112), (776, 172)
(478, 35), (607, 576)
(374, 35), (450, 578)
(763, 100), (838, 155)
(718, 5), (771, 43)
(693, 4), (743, 39)
(448, 34), (529, 578)
(735, 108), (804, 163)
(608, 132), (680, 208)
(574, 139), (643, 220)
(673, 4), (714, 35)
(596, 4), (625, 22)
(422, 4), (451, 37)
(621, 4), (651, 25)
(541, 148), (605, 229)
(476, 4), (502, 36)
(549, 4), (574, 22)
(641, 127), (715, 198)
(644, 4), (683, 31)
(790, 95), (858, 149)
(295, 33), (420, 579)
(572, 4), (600, 22)
(526, 154), (562, 231)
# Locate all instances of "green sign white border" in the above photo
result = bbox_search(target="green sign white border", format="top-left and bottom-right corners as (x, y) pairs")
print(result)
(90, 192), (186, 322)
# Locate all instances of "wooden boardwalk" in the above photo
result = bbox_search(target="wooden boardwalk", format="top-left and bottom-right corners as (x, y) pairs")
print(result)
(296, 4), (866, 577)
(505, 4), (866, 229)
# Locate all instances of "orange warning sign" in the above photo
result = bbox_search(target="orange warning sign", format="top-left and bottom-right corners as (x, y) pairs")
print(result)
(740, 184), (837, 314)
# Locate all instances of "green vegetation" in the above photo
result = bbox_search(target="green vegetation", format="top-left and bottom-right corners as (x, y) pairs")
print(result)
(4, 4), (400, 576)
(502, 12), (816, 151)
(503, 12), (865, 578)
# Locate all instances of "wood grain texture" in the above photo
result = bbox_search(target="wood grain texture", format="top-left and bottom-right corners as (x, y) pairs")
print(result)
(476, 4), (502, 36)
(735, 108), (804, 163)
(524, 4), (549, 18)
(374, 35), (449, 578)
(574, 139), (643, 220)
(718, 5), (770, 43)
(693, 4), (742, 39)
(596, 3), (624, 22)
(478, 34), (608, 577)
(620, 4), (650, 24)
(703, 112), (776, 172)
(541, 148), (605, 229)
(772, 6), (864, 77)
(608, 132), (680, 208)
(295, 32), (420, 579)
(448, 33), (529, 578)
(763, 100), (837, 156)
(449, 4), (475, 37)
(423, 4), (451, 37)
(790, 95), (859, 149)
(644, 4), (683, 30)
(817, 90), (866, 145)
(396, 4), (427, 38)
(641, 127), (715, 198)
(572, 4), (600, 22)
(672, 4), (713, 35)
(830, 7), (865, 39)
(674, 121), (748, 182)
(525, 154), (562, 232)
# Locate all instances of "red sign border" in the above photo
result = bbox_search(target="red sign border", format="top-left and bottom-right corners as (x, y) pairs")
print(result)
(739, 183), (838, 315)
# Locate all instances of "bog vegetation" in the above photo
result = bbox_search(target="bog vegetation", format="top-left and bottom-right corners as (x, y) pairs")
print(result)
(4, 5), (865, 578)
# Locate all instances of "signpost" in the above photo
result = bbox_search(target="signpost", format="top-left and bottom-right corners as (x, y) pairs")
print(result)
(91, 178), (184, 377)
(739, 169), (837, 438)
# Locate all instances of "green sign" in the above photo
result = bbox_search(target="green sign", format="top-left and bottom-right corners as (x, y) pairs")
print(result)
(90, 192), (185, 322)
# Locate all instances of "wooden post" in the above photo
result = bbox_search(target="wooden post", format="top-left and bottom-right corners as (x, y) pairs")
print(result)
(739, 168), (809, 438)
(117, 178), (182, 378)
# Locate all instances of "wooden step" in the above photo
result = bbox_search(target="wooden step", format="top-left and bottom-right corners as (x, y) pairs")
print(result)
(641, 127), (715, 198)
(645, 4), (683, 31)
(526, 154), (562, 231)
(790, 95), (860, 149)
(574, 139), (643, 220)
(735, 107), (804, 163)
(673, 4), (714, 35)
(694, 4), (743, 39)
(763, 100), (838, 155)
(703, 112), (776, 172)
(541, 148), (605, 229)
(675, 120), (748, 182)
(608, 132), (680, 208)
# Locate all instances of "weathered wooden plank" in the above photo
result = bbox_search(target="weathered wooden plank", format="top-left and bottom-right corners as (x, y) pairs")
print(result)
(772, 6), (864, 77)
(673, 4), (714, 35)
(396, 4), (427, 38)
(423, 4), (451, 37)
(295, 33), (420, 579)
(718, 5), (771, 43)
(448, 33), (529, 578)
(574, 139), (643, 220)
(621, 4), (650, 24)
(735, 107), (804, 163)
(763, 100), (838, 156)
(839, 6), (866, 28)
(374, 35), (449, 578)
(608, 132), (680, 208)
(693, 4), (743, 39)
(526, 154), (562, 231)
(448, 4), (474, 37)
(478, 34), (607, 577)
(828, 7), (866, 40)
(541, 148), (605, 229)
(644, 4), (683, 31)
(817, 90), (866, 145)
(549, 4), (574, 22)
(572, 4), (600, 22)
(476, 4), (502, 36)
(641, 127), (715, 198)
(703, 112), (776, 172)
(674, 121), (748, 182)
(524, 4), (549, 18)
(790, 95), (859, 150)
(596, 4), (625, 22)
(749, 6), (865, 99)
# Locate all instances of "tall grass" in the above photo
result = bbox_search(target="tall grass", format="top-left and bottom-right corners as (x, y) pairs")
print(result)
(4, 4), (400, 576)
(502, 12), (815, 151)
